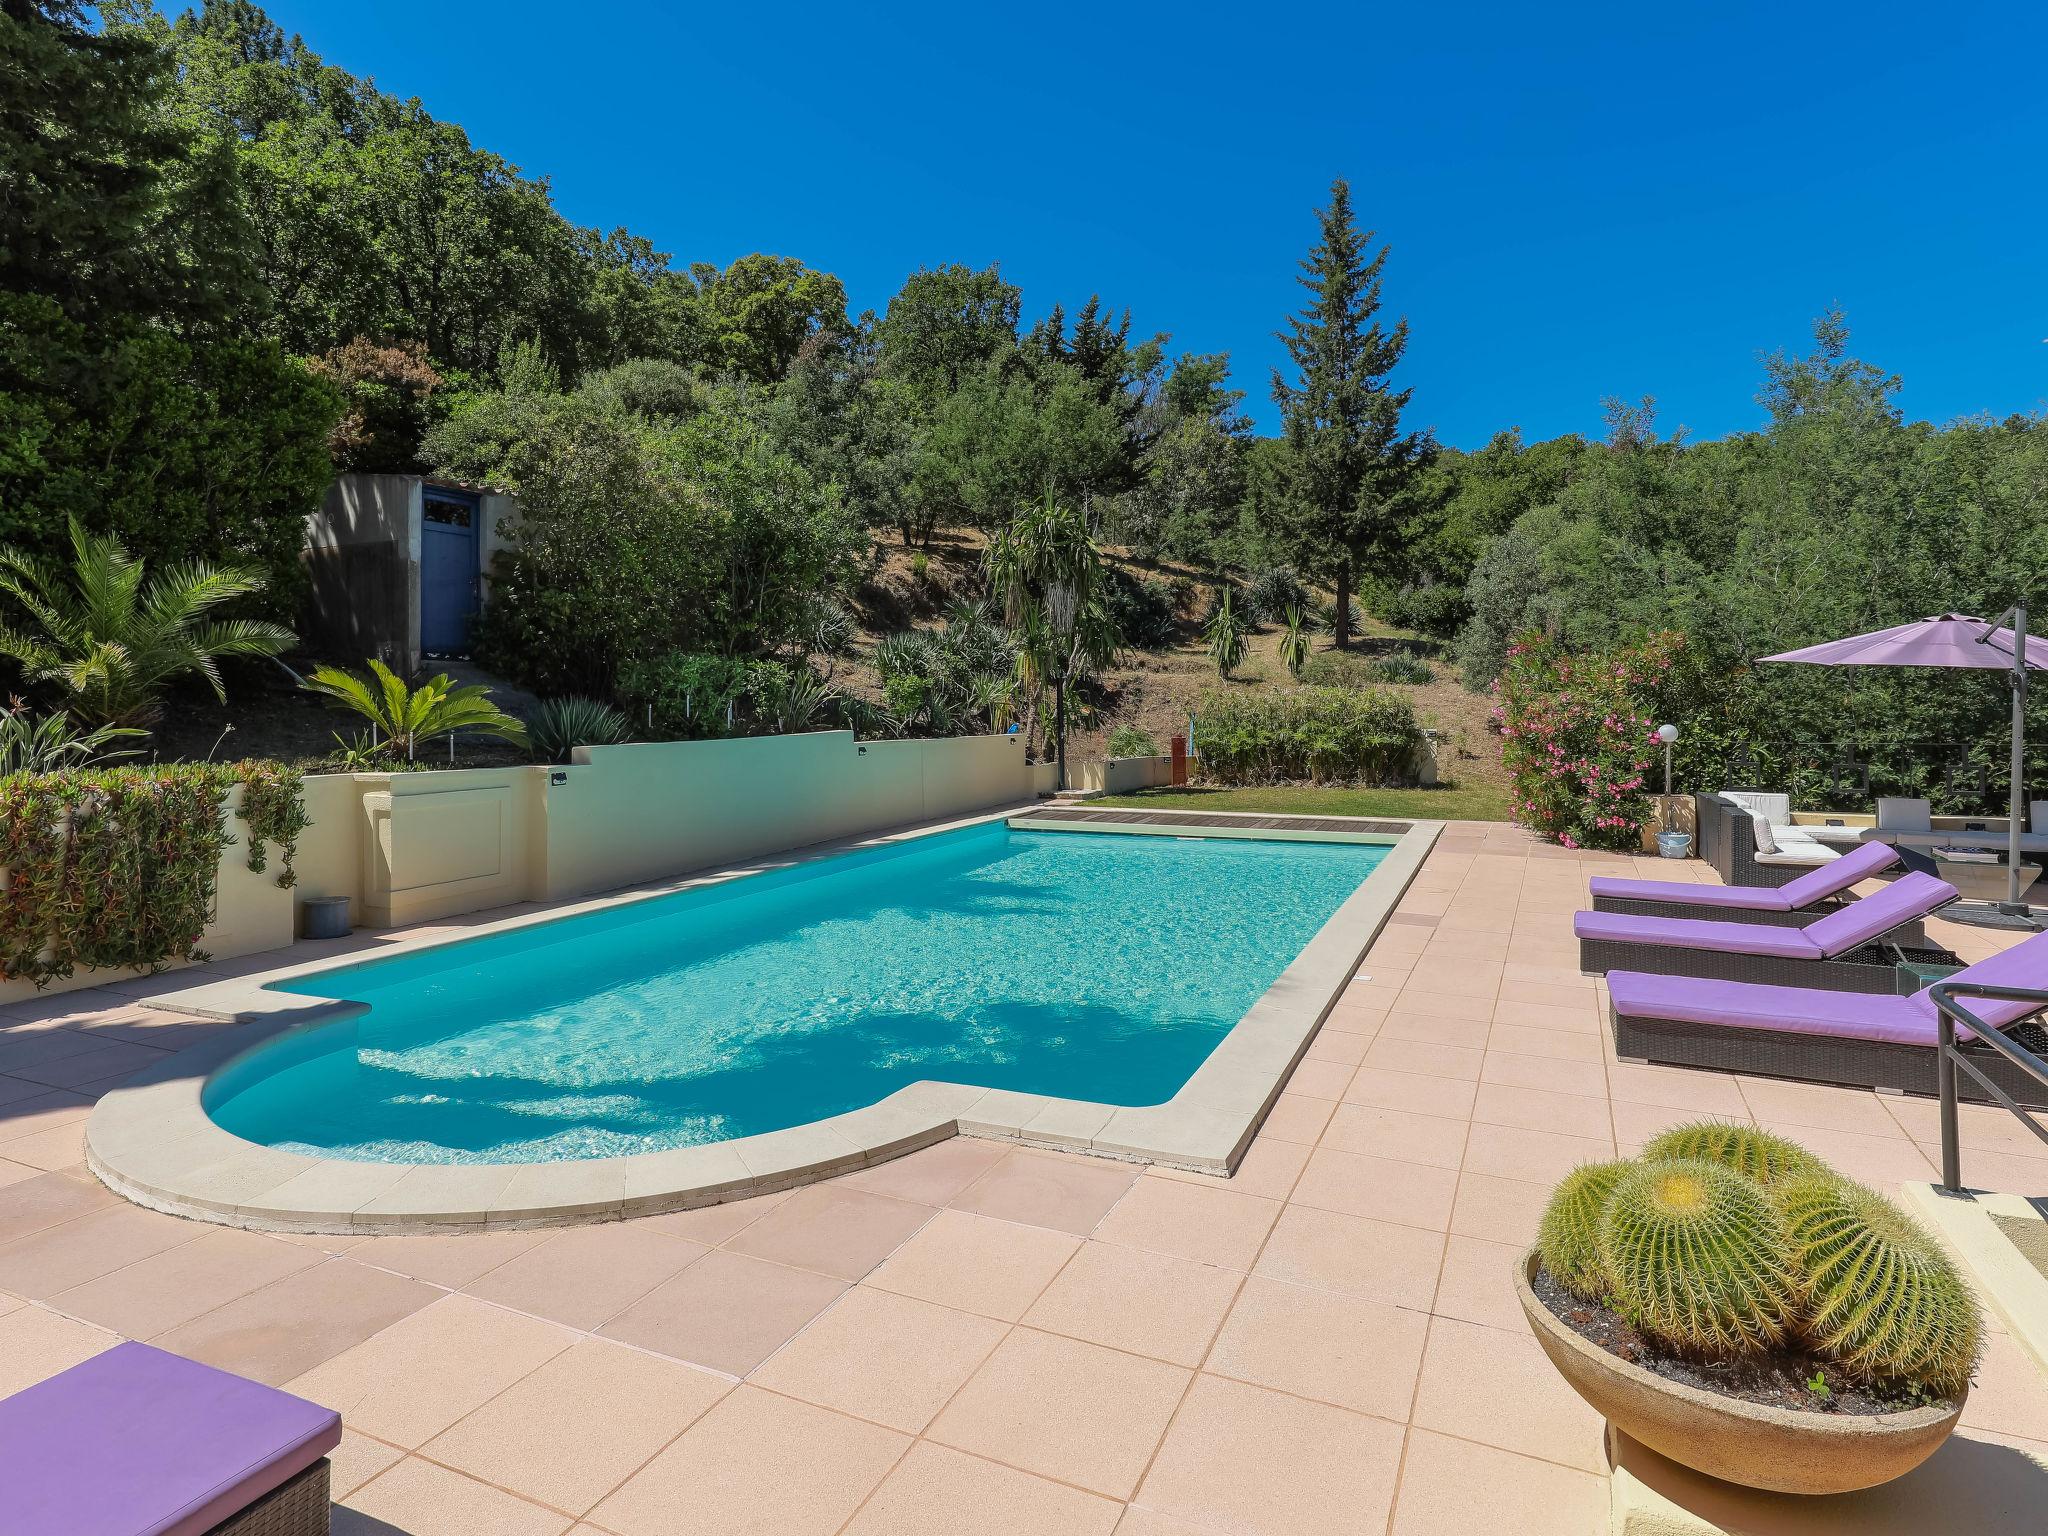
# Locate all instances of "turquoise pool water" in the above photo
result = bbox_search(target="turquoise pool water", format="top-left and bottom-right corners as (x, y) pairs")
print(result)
(206, 823), (1386, 1164)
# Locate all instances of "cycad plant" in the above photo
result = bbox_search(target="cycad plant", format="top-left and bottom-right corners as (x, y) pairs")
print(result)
(302, 659), (527, 762)
(0, 520), (295, 728)
(1277, 605), (1315, 681)
(1205, 591), (1248, 678)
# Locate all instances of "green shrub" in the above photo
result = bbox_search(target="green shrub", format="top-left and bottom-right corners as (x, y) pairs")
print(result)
(1382, 581), (1468, 639)
(1104, 569), (1179, 649)
(1777, 1175), (1982, 1395)
(1368, 650), (1434, 685)
(1639, 1121), (1823, 1188)
(1537, 1160), (1632, 1300)
(1193, 687), (1421, 785)
(528, 697), (633, 763)
(1244, 565), (1309, 626)
(1106, 725), (1160, 758)
(1598, 1159), (1797, 1356)
(618, 652), (787, 739)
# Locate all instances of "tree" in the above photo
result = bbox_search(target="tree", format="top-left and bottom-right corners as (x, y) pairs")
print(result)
(1271, 179), (1428, 647)
(305, 338), (443, 473)
(691, 254), (848, 383)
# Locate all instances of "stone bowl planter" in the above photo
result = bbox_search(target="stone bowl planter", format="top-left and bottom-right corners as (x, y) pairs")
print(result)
(1515, 1250), (1963, 1495)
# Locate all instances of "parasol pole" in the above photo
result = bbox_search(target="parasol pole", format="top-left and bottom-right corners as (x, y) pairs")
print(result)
(1977, 605), (2029, 914)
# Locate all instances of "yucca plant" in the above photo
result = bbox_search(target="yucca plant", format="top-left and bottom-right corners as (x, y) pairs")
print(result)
(0, 520), (295, 728)
(1536, 1160), (1632, 1299)
(1598, 1158), (1798, 1356)
(302, 659), (527, 762)
(0, 698), (142, 773)
(1639, 1121), (1823, 1188)
(527, 697), (632, 763)
(1277, 605), (1315, 681)
(1205, 591), (1248, 678)
(1777, 1175), (1982, 1396)
(772, 669), (838, 734)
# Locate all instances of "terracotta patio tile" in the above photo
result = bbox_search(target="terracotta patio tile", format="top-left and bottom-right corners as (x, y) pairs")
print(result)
(327, 1429), (403, 1501)
(1400, 959), (1503, 998)
(948, 1148), (1142, 1236)
(1461, 1121), (1613, 1185)
(1363, 1037), (1484, 1082)
(1737, 1077), (1905, 1138)
(51, 1226), (323, 1337)
(753, 1284), (1004, 1431)
(1253, 1205), (1443, 1310)
(346, 1227), (549, 1289)
(0, 1087), (93, 1139)
(1609, 1097), (1719, 1154)
(288, 1292), (577, 1448)
(1490, 998), (1600, 1035)
(1342, 1066), (1477, 1119)
(1921, 1146), (2048, 1198)
(1378, 1012), (1492, 1049)
(339, 1455), (572, 1536)
(1318, 1102), (1468, 1168)
(1499, 978), (1605, 1011)
(865, 1207), (1079, 1321)
(1390, 1426), (1608, 1535)
(1196, 1134), (1311, 1199)
(0, 1120), (85, 1171)
(1256, 1092), (1338, 1144)
(1093, 1175), (1280, 1271)
(0, 1169), (119, 1245)
(1431, 1233), (1529, 1332)
(153, 1257), (441, 1385)
(1603, 1061), (1749, 1115)
(840, 1441), (1121, 1536)
(1387, 989), (1496, 1023)
(1135, 1373), (1404, 1536)
(598, 1248), (846, 1376)
(1960, 1330), (2048, 1440)
(929, 1327), (1188, 1499)
(1473, 1081), (1617, 1138)
(723, 1184), (935, 1281)
(639, 1188), (791, 1245)
(1114, 1504), (1235, 1534)
(1448, 1171), (1551, 1247)
(1754, 1123), (1938, 1185)
(1289, 1145), (1459, 1231)
(1207, 1274), (1427, 1420)
(1303, 1027), (1369, 1066)
(588, 1385), (906, 1536)
(426, 1337), (729, 1514)
(0, 1202), (202, 1298)
(0, 1302), (117, 1397)
(835, 1137), (1009, 1205)
(1487, 1022), (1605, 1063)
(1483, 1049), (1612, 1098)
(1278, 1056), (1355, 1100)
(1412, 1315), (1607, 1472)
(1023, 1239), (1239, 1366)
(464, 1221), (709, 1331)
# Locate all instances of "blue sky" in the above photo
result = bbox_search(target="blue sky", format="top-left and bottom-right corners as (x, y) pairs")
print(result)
(260, 1), (2045, 447)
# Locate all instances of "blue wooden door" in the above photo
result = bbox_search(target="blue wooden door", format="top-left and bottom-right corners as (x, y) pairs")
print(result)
(420, 488), (480, 655)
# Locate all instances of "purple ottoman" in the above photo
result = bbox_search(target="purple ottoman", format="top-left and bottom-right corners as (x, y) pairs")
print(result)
(0, 1341), (341, 1535)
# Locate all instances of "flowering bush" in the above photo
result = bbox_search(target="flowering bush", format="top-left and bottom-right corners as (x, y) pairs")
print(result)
(1494, 631), (1681, 850)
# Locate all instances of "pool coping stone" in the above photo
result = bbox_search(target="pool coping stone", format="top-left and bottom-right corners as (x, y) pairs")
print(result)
(86, 803), (1439, 1233)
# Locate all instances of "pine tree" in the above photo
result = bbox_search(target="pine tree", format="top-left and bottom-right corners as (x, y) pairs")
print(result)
(1271, 178), (1427, 647)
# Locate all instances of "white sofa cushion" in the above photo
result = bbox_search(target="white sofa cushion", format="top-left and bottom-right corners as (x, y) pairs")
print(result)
(1755, 826), (1839, 866)
(1722, 791), (1791, 822)
(1750, 815), (1779, 855)
(1876, 796), (1933, 833)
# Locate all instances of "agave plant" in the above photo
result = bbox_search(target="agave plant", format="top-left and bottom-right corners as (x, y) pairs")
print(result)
(1277, 605), (1315, 681)
(772, 668), (838, 734)
(0, 520), (295, 728)
(527, 696), (632, 763)
(0, 697), (142, 773)
(1205, 591), (1248, 678)
(302, 659), (527, 762)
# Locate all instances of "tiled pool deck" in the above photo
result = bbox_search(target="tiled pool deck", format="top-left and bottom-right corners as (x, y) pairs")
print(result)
(0, 821), (2041, 1534)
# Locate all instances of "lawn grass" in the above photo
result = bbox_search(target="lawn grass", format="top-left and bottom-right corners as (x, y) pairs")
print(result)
(1091, 782), (1513, 822)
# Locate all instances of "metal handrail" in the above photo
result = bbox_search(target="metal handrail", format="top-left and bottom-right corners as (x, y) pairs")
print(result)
(1928, 979), (2048, 1191)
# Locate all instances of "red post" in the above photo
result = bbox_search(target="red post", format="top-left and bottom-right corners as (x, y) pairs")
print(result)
(1170, 734), (1188, 786)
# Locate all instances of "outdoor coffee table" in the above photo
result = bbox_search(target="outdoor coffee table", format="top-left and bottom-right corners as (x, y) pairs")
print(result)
(1932, 847), (2042, 903)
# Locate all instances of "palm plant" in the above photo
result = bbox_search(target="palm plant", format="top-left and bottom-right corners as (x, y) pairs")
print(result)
(0, 520), (295, 728)
(1277, 605), (1316, 680)
(302, 659), (528, 762)
(1205, 591), (1248, 678)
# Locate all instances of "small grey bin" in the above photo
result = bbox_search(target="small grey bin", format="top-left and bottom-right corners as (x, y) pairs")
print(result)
(300, 895), (352, 940)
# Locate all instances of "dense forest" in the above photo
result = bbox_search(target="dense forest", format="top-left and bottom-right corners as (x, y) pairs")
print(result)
(4, 0), (2045, 807)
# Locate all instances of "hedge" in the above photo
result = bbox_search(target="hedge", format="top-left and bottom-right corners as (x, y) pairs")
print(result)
(1193, 687), (1422, 786)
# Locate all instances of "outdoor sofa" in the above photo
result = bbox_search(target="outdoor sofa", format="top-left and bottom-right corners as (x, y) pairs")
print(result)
(1693, 792), (1851, 888)
(1589, 838), (1905, 929)
(0, 1341), (341, 1534)
(1608, 929), (2048, 1106)
(1872, 796), (2048, 867)
(1575, 871), (1959, 993)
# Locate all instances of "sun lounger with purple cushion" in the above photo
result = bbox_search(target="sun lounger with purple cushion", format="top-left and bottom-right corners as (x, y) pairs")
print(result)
(1575, 871), (1959, 992)
(1589, 839), (1908, 931)
(0, 1340), (341, 1535)
(1608, 930), (2048, 1106)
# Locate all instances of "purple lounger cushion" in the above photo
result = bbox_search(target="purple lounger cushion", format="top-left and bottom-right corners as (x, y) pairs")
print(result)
(1588, 840), (1900, 912)
(1576, 872), (1955, 959)
(0, 1341), (341, 1536)
(1609, 929), (2048, 1046)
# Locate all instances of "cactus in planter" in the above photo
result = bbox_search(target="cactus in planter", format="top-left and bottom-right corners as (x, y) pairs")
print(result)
(1598, 1159), (1798, 1355)
(1777, 1175), (1982, 1396)
(1639, 1120), (1822, 1188)
(1537, 1160), (1632, 1299)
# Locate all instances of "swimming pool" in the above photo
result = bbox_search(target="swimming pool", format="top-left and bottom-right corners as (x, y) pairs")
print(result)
(204, 822), (1387, 1165)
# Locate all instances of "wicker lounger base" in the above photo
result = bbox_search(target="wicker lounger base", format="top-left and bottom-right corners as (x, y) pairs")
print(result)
(1612, 1011), (2048, 1109)
(1578, 938), (1960, 993)
(212, 1458), (330, 1536)
(1589, 897), (1926, 946)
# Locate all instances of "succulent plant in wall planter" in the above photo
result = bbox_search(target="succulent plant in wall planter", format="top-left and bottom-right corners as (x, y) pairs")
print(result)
(1517, 1120), (1980, 1495)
